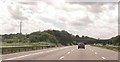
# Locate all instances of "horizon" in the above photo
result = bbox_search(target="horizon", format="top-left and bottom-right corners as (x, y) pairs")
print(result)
(0, 29), (118, 40)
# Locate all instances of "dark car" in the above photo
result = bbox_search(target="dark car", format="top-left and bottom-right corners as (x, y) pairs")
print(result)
(78, 43), (85, 49)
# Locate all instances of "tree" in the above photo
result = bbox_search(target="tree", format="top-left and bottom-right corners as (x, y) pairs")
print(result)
(29, 32), (58, 45)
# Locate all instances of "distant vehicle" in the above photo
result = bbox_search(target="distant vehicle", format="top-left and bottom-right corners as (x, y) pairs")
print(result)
(78, 43), (85, 49)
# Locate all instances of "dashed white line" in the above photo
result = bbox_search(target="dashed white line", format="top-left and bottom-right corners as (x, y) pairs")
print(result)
(67, 52), (70, 54)
(95, 52), (98, 54)
(60, 56), (64, 59)
(102, 57), (106, 59)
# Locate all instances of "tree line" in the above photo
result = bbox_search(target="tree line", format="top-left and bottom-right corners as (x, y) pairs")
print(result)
(1, 30), (120, 46)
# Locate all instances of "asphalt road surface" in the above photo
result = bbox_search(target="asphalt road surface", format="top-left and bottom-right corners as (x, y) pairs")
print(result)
(2, 45), (118, 61)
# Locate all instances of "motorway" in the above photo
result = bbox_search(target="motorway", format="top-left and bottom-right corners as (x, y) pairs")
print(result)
(2, 45), (118, 61)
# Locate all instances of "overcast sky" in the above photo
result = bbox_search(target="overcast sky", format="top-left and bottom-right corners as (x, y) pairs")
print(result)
(0, 0), (118, 39)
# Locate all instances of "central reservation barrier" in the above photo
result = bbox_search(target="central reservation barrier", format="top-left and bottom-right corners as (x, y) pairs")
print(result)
(1, 46), (55, 54)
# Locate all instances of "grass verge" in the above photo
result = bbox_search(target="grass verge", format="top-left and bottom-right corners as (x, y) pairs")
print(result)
(92, 44), (120, 52)
(1, 42), (56, 47)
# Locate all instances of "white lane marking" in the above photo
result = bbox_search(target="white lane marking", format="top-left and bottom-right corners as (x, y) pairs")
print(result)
(102, 57), (106, 59)
(60, 56), (64, 59)
(0, 60), (2, 62)
(67, 52), (70, 54)
(5, 46), (71, 60)
(5, 52), (43, 60)
(95, 52), (98, 54)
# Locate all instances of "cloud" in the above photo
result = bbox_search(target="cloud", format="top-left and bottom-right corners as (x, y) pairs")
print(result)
(0, 0), (118, 39)
(19, 2), (37, 5)
(71, 16), (92, 26)
(87, 3), (104, 14)
(8, 6), (28, 20)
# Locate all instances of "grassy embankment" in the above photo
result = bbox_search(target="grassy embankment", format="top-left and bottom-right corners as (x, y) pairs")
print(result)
(93, 44), (120, 52)
(1, 42), (56, 46)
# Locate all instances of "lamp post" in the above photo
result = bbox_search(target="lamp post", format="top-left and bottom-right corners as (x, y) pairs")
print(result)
(19, 20), (22, 43)
(20, 21), (22, 34)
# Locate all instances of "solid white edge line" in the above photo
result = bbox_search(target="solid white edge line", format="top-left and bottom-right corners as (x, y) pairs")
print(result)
(5, 52), (43, 60)
(5, 46), (71, 60)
